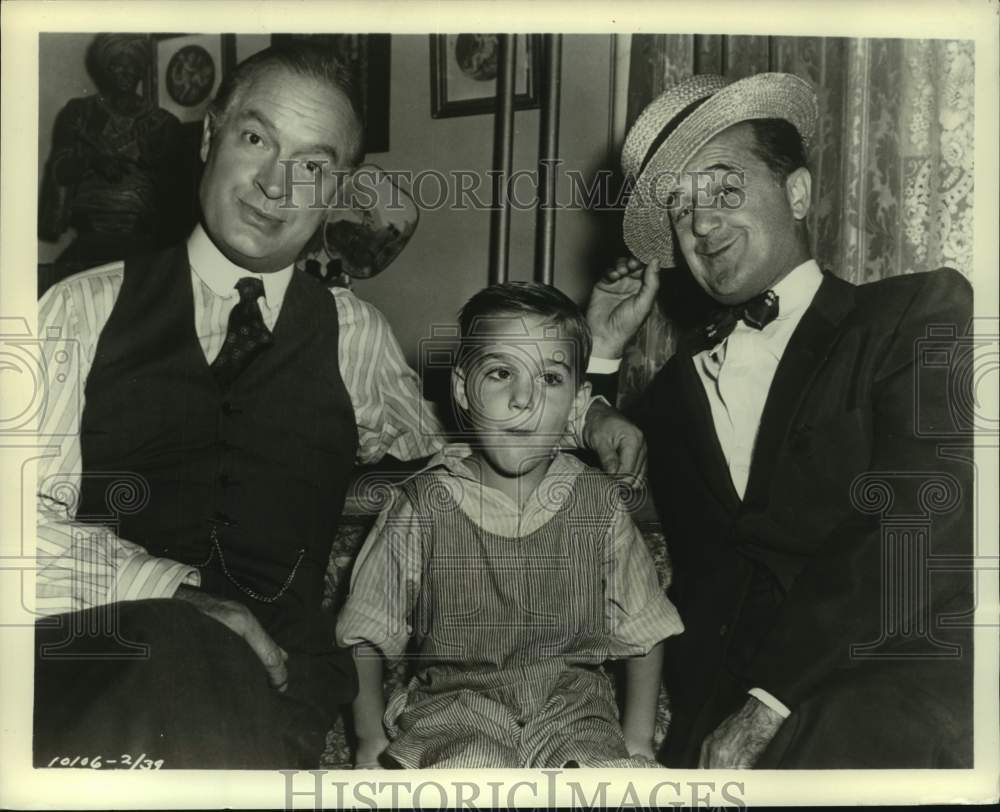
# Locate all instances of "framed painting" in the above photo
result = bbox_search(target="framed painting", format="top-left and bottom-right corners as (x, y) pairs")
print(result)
(430, 34), (541, 118)
(149, 33), (237, 124)
(270, 33), (391, 154)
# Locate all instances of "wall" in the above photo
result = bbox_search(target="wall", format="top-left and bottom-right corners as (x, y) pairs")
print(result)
(38, 34), (97, 262)
(353, 34), (617, 367)
(37, 33), (618, 365)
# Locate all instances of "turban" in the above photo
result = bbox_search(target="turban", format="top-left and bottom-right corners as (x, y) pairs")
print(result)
(89, 34), (149, 76)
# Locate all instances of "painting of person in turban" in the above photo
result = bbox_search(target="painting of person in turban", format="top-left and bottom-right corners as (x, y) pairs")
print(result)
(39, 34), (187, 278)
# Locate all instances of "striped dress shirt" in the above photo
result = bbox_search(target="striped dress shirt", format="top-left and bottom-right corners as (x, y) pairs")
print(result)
(35, 225), (445, 618)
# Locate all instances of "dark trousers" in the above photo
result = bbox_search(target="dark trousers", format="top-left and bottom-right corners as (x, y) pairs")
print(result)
(34, 599), (355, 769)
(661, 655), (973, 769)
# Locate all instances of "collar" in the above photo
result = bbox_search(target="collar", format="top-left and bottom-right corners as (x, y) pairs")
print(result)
(412, 442), (582, 483)
(186, 223), (294, 308)
(406, 442), (592, 536)
(770, 258), (823, 321)
(698, 259), (824, 361)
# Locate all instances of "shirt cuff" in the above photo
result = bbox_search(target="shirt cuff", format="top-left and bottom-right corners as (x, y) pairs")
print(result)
(748, 687), (792, 719)
(587, 356), (623, 375)
(336, 602), (410, 661)
(117, 553), (200, 602)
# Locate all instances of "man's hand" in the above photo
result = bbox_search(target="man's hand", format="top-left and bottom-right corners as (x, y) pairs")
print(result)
(586, 257), (660, 360)
(698, 696), (785, 769)
(174, 584), (289, 691)
(583, 399), (646, 484)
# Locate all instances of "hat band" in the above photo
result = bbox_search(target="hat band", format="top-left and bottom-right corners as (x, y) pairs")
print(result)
(637, 95), (713, 179)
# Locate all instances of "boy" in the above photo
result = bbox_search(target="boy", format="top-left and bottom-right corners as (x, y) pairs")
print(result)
(336, 282), (682, 768)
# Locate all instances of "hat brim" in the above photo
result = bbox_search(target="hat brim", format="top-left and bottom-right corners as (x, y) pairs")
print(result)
(623, 73), (817, 268)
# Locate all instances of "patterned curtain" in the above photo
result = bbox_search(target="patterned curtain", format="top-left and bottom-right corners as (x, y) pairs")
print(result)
(617, 35), (976, 405)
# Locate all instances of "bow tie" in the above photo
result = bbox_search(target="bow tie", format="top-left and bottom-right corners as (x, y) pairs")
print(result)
(690, 289), (780, 355)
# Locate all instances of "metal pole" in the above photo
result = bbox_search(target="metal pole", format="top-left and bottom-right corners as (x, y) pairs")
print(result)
(534, 34), (562, 285)
(488, 34), (516, 285)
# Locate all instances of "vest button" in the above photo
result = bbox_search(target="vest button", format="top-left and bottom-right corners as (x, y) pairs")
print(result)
(719, 624), (729, 637)
(221, 401), (235, 415)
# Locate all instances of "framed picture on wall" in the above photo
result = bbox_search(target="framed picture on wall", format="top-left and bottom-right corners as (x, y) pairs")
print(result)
(150, 34), (237, 124)
(270, 34), (391, 154)
(430, 34), (541, 118)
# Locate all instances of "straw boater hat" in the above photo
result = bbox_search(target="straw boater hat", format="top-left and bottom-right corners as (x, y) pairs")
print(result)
(621, 72), (818, 267)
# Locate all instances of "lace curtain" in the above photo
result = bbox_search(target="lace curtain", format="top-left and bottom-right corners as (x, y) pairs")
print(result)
(617, 35), (976, 404)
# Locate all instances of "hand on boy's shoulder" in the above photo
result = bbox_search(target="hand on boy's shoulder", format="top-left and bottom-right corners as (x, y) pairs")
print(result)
(555, 451), (649, 518)
(580, 399), (647, 486)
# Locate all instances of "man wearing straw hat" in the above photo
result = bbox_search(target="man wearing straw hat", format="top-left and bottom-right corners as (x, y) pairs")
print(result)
(587, 72), (973, 768)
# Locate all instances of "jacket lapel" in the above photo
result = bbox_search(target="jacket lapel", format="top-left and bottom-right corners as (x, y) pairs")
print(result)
(676, 352), (743, 513)
(742, 272), (857, 508)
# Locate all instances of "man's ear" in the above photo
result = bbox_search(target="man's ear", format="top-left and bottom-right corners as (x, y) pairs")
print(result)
(452, 366), (469, 413)
(785, 166), (812, 221)
(199, 112), (216, 163)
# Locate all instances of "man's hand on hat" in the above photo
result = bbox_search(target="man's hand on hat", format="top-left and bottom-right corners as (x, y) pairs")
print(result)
(174, 584), (289, 692)
(586, 257), (660, 360)
(698, 695), (784, 769)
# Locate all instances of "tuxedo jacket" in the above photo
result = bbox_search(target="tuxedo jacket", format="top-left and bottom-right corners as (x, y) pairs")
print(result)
(595, 267), (974, 749)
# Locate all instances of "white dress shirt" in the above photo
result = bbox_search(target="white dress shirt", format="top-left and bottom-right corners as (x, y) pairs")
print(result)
(693, 259), (824, 499)
(697, 261), (823, 719)
(588, 259), (824, 719)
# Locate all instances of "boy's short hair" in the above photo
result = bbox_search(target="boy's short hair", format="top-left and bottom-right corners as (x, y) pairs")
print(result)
(457, 282), (592, 380)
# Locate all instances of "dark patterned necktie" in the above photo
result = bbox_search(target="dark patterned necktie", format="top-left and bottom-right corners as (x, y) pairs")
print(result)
(211, 277), (274, 387)
(690, 289), (780, 355)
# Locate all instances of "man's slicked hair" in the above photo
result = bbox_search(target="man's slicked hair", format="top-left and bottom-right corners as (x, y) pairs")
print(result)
(208, 43), (365, 166)
(747, 118), (808, 184)
(458, 282), (593, 381)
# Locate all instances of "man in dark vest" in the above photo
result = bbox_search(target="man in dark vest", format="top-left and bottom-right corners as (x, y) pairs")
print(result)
(586, 72), (974, 768)
(34, 43), (645, 770)
(33, 43), (378, 770)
